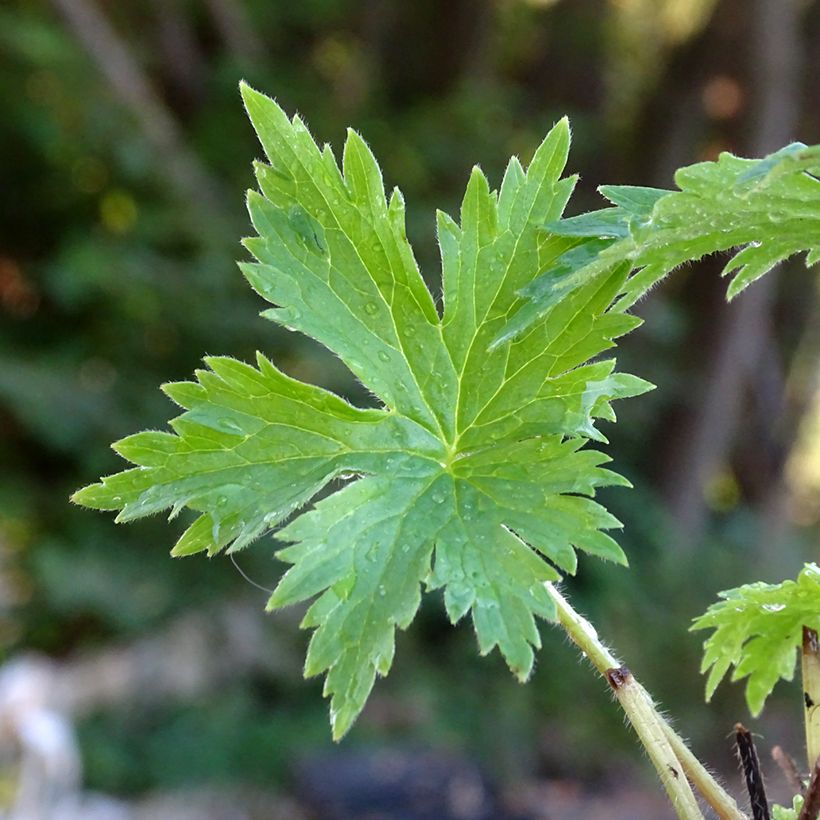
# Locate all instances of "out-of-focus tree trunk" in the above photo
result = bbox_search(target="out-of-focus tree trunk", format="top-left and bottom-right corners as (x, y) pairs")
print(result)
(49, 0), (225, 220)
(455, 0), (497, 89)
(149, 0), (207, 112)
(664, 0), (803, 550)
(755, 289), (820, 560)
(204, 0), (264, 66)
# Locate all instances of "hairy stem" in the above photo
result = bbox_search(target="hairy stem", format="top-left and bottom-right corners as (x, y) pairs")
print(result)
(654, 691), (747, 820)
(546, 583), (747, 820)
(606, 665), (703, 819)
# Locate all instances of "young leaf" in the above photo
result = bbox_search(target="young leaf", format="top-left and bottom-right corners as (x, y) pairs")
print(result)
(73, 84), (651, 739)
(498, 142), (820, 344)
(692, 563), (820, 716)
(771, 795), (804, 820)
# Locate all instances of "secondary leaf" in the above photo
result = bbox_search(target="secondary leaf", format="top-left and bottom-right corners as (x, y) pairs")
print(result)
(73, 84), (651, 738)
(498, 141), (820, 344)
(692, 563), (820, 716)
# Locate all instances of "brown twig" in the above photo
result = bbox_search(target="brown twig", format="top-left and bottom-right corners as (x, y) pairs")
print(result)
(772, 746), (804, 794)
(735, 724), (770, 820)
(798, 758), (820, 820)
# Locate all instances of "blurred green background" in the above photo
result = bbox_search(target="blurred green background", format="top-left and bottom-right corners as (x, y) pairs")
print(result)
(1, 0), (819, 817)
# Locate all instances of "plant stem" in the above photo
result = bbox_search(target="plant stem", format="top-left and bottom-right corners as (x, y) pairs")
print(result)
(607, 665), (703, 819)
(802, 627), (820, 772)
(546, 583), (747, 820)
(735, 723), (771, 820)
(798, 756), (820, 820)
(658, 711), (748, 820)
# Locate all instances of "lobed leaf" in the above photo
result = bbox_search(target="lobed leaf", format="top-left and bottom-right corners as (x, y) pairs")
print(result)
(74, 84), (652, 738)
(691, 563), (820, 716)
(499, 142), (820, 343)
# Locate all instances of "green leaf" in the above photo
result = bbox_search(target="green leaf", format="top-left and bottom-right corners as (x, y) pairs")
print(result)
(500, 142), (820, 342)
(73, 84), (651, 739)
(772, 795), (804, 820)
(691, 563), (820, 716)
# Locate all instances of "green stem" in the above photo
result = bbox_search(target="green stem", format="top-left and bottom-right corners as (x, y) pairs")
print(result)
(803, 626), (820, 771)
(546, 583), (747, 820)
(657, 709), (747, 820)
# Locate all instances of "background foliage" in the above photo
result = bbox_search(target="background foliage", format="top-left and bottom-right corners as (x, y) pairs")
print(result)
(2, 0), (819, 814)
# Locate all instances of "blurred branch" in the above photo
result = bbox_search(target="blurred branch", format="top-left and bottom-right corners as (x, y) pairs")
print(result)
(49, 0), (225, 220)
(665, 0), (804, 549)
(148, 0), (207, 110)
(204, 0), (264, 66)
(758, 286), (820, 547)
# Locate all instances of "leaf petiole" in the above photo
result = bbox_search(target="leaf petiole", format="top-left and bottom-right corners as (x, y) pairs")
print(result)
(547, 583), (747, 819)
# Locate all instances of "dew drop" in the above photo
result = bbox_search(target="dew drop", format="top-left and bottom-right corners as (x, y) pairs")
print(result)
(377, 351), (390, 363)
(217, 495), (228, 506)
(364, 302), (378, 315)
(401, 544), (410, 554)
(378, 585), (386, 597)
(432, 492), (445, 504)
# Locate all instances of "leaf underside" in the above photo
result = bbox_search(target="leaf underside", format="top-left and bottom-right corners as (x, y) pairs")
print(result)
(73, 83), (653, 738)
(692, 563), (820, 716)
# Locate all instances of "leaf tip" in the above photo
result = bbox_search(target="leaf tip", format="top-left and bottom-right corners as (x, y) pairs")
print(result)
(70, 485), (95, 507)
(725, 278), (746, 301)
(554, 114), (571, 143)
(239, 79), (265, 111)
